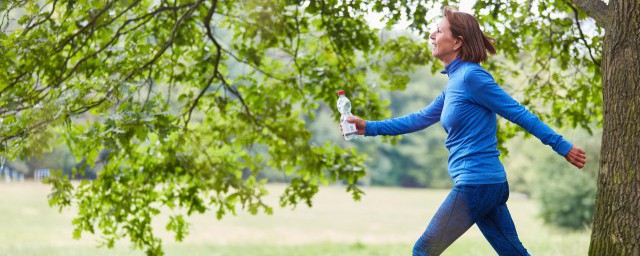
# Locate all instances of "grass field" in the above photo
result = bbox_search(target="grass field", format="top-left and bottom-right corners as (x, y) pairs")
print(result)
(0, 182), (590, 255)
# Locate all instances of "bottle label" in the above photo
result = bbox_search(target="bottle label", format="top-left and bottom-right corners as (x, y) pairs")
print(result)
(341, 121), (357, 135)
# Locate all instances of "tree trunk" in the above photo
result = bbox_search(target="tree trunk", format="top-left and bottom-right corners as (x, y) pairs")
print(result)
(589, 1), (640, 255)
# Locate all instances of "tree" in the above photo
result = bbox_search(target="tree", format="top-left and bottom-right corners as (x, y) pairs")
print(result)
(1, 0), (637, 255)
(575, 1), (640, 254)
(0, 0), (415, 254)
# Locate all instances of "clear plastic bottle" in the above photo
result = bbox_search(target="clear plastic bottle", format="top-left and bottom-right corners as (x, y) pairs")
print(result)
(337, 90), (358, 141)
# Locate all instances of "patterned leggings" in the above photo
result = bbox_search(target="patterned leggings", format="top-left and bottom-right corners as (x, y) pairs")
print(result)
(412, 182), (530, 256)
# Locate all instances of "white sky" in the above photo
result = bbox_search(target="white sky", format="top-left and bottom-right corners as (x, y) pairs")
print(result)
(364, 0), (477, 31)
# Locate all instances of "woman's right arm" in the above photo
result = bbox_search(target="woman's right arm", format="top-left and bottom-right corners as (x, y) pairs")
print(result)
(360, 92), (445, 136)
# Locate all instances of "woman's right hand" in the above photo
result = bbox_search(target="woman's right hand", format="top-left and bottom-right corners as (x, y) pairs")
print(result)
(565, 145), (587, 169)
(340, 116), (367, 135)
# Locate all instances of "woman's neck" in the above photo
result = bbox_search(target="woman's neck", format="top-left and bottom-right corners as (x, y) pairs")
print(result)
(441, 54), (459, 66)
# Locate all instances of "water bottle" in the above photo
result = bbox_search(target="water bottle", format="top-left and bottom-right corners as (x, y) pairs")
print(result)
(337, 90), (358, 140)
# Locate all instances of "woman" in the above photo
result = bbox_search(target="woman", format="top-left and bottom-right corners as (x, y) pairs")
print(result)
(344, 7), (587, 256)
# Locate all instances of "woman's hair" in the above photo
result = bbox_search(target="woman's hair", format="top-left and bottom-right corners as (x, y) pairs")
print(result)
(443, 6), (496, 63)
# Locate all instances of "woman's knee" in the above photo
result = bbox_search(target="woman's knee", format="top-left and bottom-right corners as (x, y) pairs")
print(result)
(412, 236), (440, 256)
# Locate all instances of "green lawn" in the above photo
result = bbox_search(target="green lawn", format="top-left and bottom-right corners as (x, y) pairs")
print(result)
(0, 182), (589, 255)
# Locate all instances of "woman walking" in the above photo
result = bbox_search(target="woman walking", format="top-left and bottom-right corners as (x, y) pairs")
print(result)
(344, 7), (587, 256)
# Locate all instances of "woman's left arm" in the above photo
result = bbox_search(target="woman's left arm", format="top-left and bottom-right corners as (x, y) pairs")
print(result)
(465, 69), (586, 168)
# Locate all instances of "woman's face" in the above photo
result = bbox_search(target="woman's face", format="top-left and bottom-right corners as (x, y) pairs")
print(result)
(429, 19), (461, 64)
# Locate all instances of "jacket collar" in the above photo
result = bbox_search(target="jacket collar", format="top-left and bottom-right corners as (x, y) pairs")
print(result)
(440, 57), (463, 76)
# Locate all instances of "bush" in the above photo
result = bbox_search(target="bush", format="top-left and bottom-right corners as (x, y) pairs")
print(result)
(535, 169), (596, 229)
(532, 130), (600, 230)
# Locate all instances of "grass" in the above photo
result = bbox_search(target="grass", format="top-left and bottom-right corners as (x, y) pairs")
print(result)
(0, 182), (590, 255)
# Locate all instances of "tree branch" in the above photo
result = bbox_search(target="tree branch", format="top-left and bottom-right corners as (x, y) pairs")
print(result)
(69, 88), (114, 114)
(288, 6), (305, 95)
(183, 0), (220, 128)
(58, 14), (135, 86)
(210, 12), (288, 82)
(55, 1), (116, 52)
(566, 1), (601, 67)
(124, 0), (202, 81)
(204, 0), (222, 78)
(1, 72), (27, 95)
(200, 4), (304, 142)
(0, 2), (15, 32)
(217, 72), (256, 125)
(67, 2), (197, 115)
(202, 0), (260, 131)
(319, 0), (352, 76)
(24, 0), (58, 32)
(219, 47), (288, 82)
(3, 2), (192, 118)
(0, 116), (56, 144)
(184, 74), (216, 127)
(568, 0), (609, 26)
(119, 2), (196, 34)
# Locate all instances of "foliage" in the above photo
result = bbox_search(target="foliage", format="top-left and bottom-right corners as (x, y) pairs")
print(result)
(304, 59), (453, 189)
(536, 168), (596, 229)
(356, 68), (453, 188)
(0, 0), (429, 254)
(499, 127), (599, 230)
(1, 0), (604, 254)
(471, 0), (604, 154)
(532, 129), (599, 230)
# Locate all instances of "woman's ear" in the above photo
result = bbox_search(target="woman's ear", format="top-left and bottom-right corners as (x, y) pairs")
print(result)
(454, 36), (464, 51)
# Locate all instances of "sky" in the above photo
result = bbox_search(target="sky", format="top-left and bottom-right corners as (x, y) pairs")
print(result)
(364, 0), (477, 31)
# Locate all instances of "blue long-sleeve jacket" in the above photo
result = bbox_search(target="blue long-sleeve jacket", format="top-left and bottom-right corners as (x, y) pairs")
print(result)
(365, 58), (573, 185)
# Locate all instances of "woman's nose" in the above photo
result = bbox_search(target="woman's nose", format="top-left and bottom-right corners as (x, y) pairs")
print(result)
(429, 31), (435, 40)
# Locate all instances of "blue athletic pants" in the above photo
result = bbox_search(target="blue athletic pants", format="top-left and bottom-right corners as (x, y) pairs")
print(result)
(412, 182), (530, 256)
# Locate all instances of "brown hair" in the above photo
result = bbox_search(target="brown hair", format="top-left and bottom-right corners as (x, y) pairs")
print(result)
(443, 6), (496, 63)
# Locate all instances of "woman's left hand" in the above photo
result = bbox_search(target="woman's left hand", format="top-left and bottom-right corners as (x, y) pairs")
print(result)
(565, 145), (587, 169)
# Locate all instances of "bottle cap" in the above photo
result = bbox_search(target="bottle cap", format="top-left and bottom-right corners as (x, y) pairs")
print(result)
(337, 90), (345, 96)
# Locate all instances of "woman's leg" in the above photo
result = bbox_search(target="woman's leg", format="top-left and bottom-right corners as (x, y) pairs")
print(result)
(412, 187), (475, 256)
(475, 186), (530, 256)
